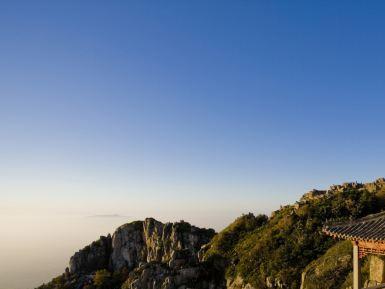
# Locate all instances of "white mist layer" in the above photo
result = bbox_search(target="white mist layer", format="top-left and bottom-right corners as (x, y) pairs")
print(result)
(0, 215), (129, 289)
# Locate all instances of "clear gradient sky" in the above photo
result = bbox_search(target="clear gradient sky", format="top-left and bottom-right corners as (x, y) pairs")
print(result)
(1, 1), (385, 229)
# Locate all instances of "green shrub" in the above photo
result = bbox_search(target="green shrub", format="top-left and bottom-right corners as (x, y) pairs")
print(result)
(93, 269), (111, 288)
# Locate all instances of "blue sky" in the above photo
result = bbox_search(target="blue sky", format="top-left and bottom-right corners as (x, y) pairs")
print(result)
(1, 1), (385, 228)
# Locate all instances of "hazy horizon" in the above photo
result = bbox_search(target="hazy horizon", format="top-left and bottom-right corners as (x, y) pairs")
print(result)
(1, 176), (384, 289)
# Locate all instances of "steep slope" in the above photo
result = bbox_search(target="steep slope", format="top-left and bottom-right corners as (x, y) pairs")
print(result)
(299, 241), (353, 289)
(300, 240), (377, 289)
(203, 178), (385, 289)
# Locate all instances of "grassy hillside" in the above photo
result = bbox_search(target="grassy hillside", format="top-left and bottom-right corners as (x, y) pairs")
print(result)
(204, 179), (385, 289)
(300, 241), (352, 289)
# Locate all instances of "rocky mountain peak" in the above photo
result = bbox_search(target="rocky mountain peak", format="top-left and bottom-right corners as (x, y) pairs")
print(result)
(69, 218), (215, 274)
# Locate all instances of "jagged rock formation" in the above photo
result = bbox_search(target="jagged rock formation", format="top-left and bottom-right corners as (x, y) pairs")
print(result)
(121, 260), (225, 289)
(110, 218), (213, 271)
(69, 218), (215, 275)
(49, 218), (219, 289)
(70, 235), (112, 274)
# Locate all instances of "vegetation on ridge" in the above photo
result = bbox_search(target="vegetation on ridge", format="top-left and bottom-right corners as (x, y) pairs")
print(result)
(204, 180), (385, 289)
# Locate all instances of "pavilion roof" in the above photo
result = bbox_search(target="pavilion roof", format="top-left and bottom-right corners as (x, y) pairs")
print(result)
(323, 211), (385, 243)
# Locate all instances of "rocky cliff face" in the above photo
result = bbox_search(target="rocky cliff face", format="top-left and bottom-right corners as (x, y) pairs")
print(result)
(62, 218), (219, 289)
(69, 218), (215, 275)
(121, 260), (225, 289)
(110, 218), (213, 271)
(69, 235), (112, 274)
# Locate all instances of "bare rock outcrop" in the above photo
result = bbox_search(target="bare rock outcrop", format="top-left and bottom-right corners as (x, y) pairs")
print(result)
(110, 218), (215, 271)
(121, 261), (225, 289)
(300, 189), (327, 202)
(68, 218), (216, 289)
(69, 235), (112, 274)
